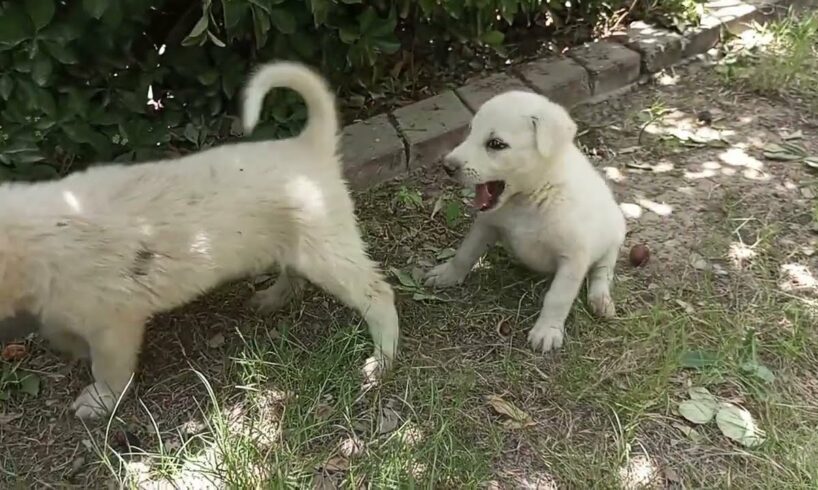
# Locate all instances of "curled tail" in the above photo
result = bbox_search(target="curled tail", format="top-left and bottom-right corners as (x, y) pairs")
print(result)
(242, 61), (338, 155)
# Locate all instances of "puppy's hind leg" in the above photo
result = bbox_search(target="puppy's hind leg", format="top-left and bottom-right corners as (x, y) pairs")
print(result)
(71, 315), (145, 420)
(587, 247), (618, 319)
(294, 244), (399, 380)
(250, 267), (306, 315)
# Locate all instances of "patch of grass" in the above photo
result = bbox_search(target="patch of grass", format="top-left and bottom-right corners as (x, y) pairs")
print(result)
(721, 10), (818, 110)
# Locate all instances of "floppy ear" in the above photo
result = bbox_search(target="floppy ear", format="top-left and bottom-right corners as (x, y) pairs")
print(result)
(531, 101), (578, 161)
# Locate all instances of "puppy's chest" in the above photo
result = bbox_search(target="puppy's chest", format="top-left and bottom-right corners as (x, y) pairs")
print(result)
(490, 210), (561, 274)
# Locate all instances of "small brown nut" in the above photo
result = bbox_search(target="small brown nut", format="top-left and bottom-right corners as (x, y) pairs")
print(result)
(629, 244), (650, 267)
(1, 343), (27, 362)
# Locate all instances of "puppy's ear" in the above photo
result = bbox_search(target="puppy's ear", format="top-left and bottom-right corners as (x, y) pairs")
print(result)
(531, 101), (578, 161)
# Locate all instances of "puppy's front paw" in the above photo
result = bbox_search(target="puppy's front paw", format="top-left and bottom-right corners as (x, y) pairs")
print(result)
(424, 262), (466, 288)
(71, 383), (116, 420)
(589, 294), (616, 318)
(528, 321), (565, 353)
(361, 353), (390, 390)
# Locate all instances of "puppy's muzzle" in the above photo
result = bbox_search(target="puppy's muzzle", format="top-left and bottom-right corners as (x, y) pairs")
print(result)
(441, 156), (461, 177)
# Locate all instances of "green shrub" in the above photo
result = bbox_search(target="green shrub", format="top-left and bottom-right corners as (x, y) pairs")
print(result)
(0, 0), (683, 181)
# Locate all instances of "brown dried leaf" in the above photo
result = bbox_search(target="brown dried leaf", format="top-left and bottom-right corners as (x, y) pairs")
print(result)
(1, 343), (26, 361)
(486, 394), (535, 429)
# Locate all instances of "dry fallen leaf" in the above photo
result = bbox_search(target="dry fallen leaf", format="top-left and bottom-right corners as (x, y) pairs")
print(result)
(377, 405), (401, 434)
(486, 394), (536, 429)
(715, 403), (766, 448)
(678, 399), (717, 425)
(672, 422), (705, 444)
(314, 403), (334, 421)
(1, 343), (27, 362)
(322, 455), (349, 472)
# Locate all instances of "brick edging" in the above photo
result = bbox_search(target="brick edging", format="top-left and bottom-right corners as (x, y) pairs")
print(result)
(340, 0), (810, 190)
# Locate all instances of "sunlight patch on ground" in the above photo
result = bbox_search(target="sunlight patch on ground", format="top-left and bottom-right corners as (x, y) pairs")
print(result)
(636, 198), (672, 216)
(729, 241), (757, 269)
(780, 263), (818, 292)
(619, 454), (660, 490)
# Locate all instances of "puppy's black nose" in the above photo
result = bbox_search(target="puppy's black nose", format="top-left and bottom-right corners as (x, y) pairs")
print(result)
(442, 158), (458, 177)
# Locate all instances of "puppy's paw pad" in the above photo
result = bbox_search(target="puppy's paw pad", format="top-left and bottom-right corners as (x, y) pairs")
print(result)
(71, 384), (115, 420)
(527, 323), (564, 353)
(424, 263), (464, 288)
(589, 295), (616, 318)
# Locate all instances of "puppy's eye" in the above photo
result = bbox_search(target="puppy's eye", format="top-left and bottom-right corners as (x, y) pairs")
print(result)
(485, 138), (509, 151)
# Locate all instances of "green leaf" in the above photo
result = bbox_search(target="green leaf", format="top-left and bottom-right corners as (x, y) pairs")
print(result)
(688, 386), (717, 402)
(373, 38), (401, 54)
(25, 0), (56, 31)
(197, 69), (219, 86)
(436, 248), (457, 260)
(19, 372), (40, 397)
(40, 21), (82, 43)
(182, 15), (209, 46)
(223, 1), (249, 32)
(443, 200), (462, 227)
(0, 76), (13, 100)
(679, 350), (719, 369)
(29, 86), (56, 116)
(289, 31), (317, 58)
(251, 7), (270, 49)
(358, 6), (380, 34)
(678, 399), (717, 424)
(82, 0), (108, 19)
(64, 87), (91, 117)
(28, 163), (58, 180)
(31, 54), (53, 86)
(390, 267), (418, 288)
(740, 361), (775, 384)
(183, 123), (200, 145)
(207, 31), (226, 47)
(339, 25), (360, 44)
(804, 156), (818, 169)
(715, 404), (765, 447)
(269, 8), (297, 34)
(44, 41), (79, 64)
(102, 0), (123, 29)
(0, 5), (34, 46)
(62, 121), (113, 157)
(481, 30), (505, 46)
(411, 292), (445, 302)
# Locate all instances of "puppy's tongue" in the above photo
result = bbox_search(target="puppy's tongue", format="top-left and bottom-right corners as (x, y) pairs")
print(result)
(473, 183), (492, 210)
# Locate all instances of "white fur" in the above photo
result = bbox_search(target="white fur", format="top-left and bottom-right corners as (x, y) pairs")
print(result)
(425, 90), (626, 352)
(0, 61), (399, 419)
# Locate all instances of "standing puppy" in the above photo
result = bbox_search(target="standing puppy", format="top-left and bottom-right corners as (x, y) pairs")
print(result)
(0, 61), (399, 419)
(425, 91), (625, 352)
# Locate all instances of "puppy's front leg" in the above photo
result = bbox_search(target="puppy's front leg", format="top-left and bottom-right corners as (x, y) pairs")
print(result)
(528, 258), (588, 352)
(71, 318), (145, 420)
(425, 220), (497, 288)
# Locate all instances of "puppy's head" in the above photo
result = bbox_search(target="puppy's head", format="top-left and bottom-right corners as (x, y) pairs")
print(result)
(441, 90), (577, 212)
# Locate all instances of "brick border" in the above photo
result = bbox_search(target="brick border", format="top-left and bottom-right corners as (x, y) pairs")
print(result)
(340, 0), (810, 189)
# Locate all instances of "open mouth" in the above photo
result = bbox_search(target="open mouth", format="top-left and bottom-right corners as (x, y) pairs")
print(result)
(473, 181), (506, 211)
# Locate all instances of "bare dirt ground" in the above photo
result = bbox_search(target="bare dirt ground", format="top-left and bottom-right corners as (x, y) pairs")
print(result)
(2, 49), (818, 488)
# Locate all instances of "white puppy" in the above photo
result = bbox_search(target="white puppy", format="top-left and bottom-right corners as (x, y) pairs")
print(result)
(0, 61), (399, 419)
(425, 90), (625, 352)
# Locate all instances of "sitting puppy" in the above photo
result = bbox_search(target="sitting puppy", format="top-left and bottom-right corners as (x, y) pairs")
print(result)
(0, 61), (399, 419)
(425, 90), (625, 352)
